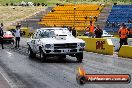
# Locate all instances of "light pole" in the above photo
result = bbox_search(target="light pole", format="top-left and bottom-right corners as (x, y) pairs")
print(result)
(74, 6), (76, 28)
(73, 0), (76, 28)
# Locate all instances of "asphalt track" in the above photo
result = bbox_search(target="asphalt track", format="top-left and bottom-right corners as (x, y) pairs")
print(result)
(0, 38), (132, 88)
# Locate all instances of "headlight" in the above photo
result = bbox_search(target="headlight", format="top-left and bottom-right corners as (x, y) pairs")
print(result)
(45, 44), (51, 49)
(80, 43), (85, 47)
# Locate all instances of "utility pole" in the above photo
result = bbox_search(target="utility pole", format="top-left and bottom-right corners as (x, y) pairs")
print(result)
(73, 0), (76, 28)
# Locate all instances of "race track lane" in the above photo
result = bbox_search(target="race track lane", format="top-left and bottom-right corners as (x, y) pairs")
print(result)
(0, 44), (132, 88)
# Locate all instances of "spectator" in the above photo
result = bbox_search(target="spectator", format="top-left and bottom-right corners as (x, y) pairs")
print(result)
(94, 25), (103, 38)
(6, 3), (8, 6)
(128, 27), (132, 38)
(34, 3), (36, 6)
(118, 23), (129, 51)
(37, 3), (40, 6)
(23, 31), (26, 36)
(112, 22), (115, 27)
(10, 3), (14, 6)
(72, 27), (76, 37)
(128, 19), (132, 23)
(90, 16), (92, 21)
(54, 24), (56, 27)
(87, 21), (95, 38)
(0, 23), (4, 49)
(56, 3), (59, 6)
(42, 3), (45, 6)
(94, 16), (97, 22)
(14, 23), (21, 48)
(68, 27), (72, 32)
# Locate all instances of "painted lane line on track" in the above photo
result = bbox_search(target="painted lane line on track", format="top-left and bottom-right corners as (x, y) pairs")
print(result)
(0, 67), (18, 88)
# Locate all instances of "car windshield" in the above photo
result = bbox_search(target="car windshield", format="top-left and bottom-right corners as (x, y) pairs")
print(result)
(4, 31), (12, 35)
(54, 29), (72, 36)
(39, 29), (58, 38)
(103, 30), (109, 35)
(39, 29), (72, 38)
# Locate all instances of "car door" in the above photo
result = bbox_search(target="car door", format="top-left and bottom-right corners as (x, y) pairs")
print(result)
(30, 32), (38, 52)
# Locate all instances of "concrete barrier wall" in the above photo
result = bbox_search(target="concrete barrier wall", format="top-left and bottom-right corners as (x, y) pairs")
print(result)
(118, 45), (132, 58)
(77, 36), (114, 55)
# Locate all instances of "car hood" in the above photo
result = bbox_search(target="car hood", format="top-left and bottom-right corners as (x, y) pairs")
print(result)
(3, 35), (14, 38)
(40, 36), (85, 44)
(102, 34), (113, 37)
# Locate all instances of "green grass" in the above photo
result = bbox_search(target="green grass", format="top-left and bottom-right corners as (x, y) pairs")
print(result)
(0, 0), (131, 6)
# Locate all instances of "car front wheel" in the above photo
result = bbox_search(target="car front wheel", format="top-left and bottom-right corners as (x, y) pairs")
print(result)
(39, 48), (47, 62)
(28, 47), (36, 58)
(76, 52), (83, 63)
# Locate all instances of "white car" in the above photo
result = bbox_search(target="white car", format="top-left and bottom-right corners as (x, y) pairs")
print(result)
(27, 28), (85, 62)
(102, 30), (114, 37)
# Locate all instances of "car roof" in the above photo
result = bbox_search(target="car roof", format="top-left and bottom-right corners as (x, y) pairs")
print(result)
(37, 27), (68, 31)
(4, 31), (12, 33)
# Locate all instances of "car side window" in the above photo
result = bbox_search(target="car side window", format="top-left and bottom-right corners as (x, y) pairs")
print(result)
(39, 31), (50, 38)
(32, 33), (37, 39)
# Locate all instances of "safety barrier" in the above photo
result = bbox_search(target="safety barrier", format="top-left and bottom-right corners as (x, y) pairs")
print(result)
(21, 27), (34, 38)
(8, 27), (34, 38)
(77, 36), (114, 55)
(118, 45), (132, 58)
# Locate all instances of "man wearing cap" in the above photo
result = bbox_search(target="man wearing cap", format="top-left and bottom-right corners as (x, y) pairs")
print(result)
(14, 23), (21, 48)
(118, 23), (129, 50)
(88, 21), (95, 38)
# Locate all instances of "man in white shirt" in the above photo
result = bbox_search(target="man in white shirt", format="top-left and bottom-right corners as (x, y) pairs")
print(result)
(15, 24), (21, 48)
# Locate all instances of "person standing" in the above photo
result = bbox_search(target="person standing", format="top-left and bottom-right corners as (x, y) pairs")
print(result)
(118, 23), (129, 50)
(0, 23), (4, 49)
(14, 24), (21, 48)
(72, 27), (76, 37)
(88, 21), (95, 38)
(94, 25), (103, 38)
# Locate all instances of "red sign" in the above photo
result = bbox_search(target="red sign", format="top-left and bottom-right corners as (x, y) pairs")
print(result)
(76, 67), (131, 85)
(96, 41), (105, 50)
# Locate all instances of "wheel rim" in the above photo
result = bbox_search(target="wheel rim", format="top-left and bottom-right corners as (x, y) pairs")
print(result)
(28, 48), (31, 55)
(40, 50), (43, 59)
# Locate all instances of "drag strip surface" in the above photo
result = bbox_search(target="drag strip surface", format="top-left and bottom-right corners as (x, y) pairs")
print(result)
(0, 38), (132, 88)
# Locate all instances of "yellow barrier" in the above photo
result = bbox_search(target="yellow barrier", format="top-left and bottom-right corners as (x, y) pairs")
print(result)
(21, 27), (34, 38)
(77, 36), (114, 55)
(118, 45), (132, 58)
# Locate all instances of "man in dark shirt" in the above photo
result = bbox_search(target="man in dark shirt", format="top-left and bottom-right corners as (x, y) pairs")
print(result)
(72, 27), (76, 37)
(94, 25), (103, 38)
(0, 23), (4, 49)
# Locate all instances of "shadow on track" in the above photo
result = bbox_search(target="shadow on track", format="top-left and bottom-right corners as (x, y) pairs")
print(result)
(29, 56), (79, 64)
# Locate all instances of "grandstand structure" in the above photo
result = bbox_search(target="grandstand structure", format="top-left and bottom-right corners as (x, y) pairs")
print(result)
(39, 4), (104, 31)
(104, 5), (132, 32)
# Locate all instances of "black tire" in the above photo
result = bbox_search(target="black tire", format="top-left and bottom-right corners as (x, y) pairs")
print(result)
(39, 48), (46, 62)
(76, 52), (83, 62)
(59, 55), (66, 59)
(28, 47), (36, 58)
(12, 41), (14, 45)
(79, 76), (86, 85)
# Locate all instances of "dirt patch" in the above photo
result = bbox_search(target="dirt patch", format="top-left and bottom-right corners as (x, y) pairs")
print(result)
(0, 6), (47, 29)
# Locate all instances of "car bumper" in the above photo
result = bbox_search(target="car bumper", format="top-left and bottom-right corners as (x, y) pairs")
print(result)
(3, 39), (14, 42)
(44, 48), (84, 55)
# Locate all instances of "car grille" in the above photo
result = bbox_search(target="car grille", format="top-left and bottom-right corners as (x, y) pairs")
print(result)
(54, 43), (77, 49)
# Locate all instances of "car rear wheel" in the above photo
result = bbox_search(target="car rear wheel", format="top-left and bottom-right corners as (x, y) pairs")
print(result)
(59, 55), (66, 59)
(39, 48), (47, 62)
(28, 47), (36, 58)
(12, 41), (14, 45)
(76, 52), (83, 63)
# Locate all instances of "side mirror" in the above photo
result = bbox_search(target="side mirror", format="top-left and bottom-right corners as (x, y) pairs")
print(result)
(31, 36), (33, 39)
